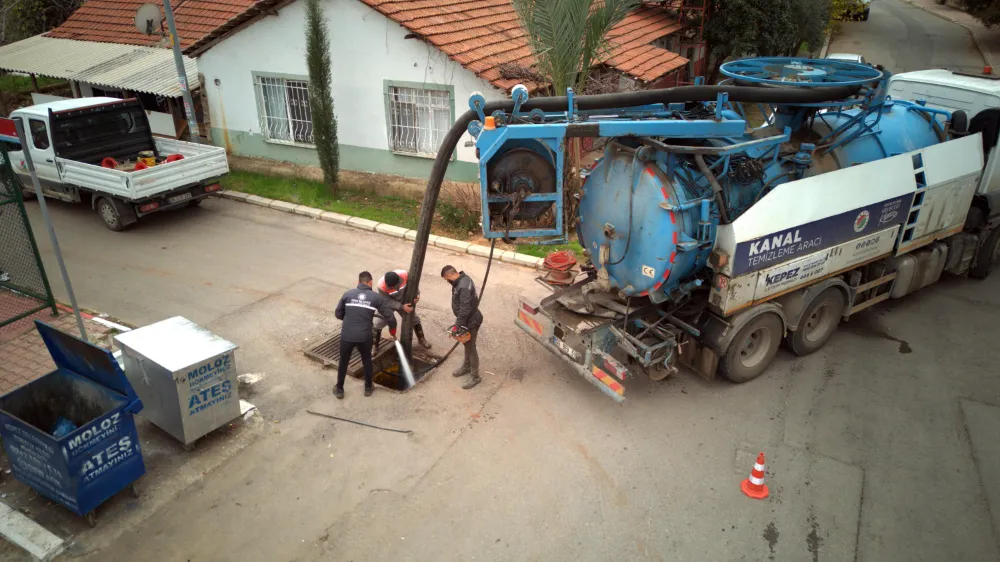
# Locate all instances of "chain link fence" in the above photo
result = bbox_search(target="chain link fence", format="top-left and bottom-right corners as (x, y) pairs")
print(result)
(0, 148), (56, 329)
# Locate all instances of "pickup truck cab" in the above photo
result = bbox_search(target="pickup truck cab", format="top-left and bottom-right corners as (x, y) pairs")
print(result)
(2, 97), (229, 231)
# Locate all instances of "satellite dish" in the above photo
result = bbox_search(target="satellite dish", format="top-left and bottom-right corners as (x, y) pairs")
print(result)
(134, 3), (162, 36)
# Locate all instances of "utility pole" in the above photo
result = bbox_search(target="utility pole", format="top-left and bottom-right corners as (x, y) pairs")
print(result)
(162, 0), (200, 142)
(13, 120), (87, 341)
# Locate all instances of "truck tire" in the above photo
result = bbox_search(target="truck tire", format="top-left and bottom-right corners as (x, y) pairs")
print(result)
(720, 312), (783, 383)
(970, 227), (1000, 279)
(786, 288), (845, 356)
(97, 197), (129, 232)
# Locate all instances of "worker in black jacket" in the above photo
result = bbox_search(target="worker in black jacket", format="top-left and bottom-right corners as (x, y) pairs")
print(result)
(334, 271), (413, 398)
(441, 265), (484, 389)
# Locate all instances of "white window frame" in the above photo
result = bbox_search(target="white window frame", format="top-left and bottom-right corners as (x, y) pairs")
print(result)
(253, 73), (314, 147)
(384, 80), (455, 159)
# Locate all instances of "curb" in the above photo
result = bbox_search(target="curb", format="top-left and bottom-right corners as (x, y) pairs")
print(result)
(819, 31), (833, 59)
(215, 191), (546, 270)
(899, 0), (993, 66)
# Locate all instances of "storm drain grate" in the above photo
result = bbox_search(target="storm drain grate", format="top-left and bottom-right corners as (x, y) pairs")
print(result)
(304, 331), (395, 373)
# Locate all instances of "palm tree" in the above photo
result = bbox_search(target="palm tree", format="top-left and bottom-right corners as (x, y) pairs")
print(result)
(513, 0), (640, 95)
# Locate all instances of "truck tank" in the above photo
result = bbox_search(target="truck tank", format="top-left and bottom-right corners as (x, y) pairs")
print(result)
(572, 59), (957, 303)
(456, 56), (982, 401)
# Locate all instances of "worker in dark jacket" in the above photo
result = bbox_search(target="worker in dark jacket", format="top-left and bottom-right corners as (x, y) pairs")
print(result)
(441, 265), (484, 389)
(334, 271), (413, 398)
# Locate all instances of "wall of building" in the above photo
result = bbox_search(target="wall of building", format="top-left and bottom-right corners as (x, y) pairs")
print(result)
(197, 0), (507, 183)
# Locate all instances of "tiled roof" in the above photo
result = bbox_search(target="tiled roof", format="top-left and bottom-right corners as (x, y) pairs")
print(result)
(44, 0), (687, 90)
(44, 0), (264, 52)
(359, 0), (688, 91)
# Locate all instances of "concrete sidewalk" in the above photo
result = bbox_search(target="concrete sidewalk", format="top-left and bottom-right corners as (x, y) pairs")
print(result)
(902, 0), (1000, 66)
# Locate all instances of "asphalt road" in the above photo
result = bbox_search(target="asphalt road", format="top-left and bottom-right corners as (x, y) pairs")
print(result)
(829, 0), (985, 73)
(8, 196), (998, 562)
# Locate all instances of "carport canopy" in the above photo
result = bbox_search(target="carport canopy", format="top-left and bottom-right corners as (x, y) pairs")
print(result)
(0, 35), (199, 97)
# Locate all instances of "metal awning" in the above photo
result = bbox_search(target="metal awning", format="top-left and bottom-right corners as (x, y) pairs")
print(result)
(0, 35), (199, 97)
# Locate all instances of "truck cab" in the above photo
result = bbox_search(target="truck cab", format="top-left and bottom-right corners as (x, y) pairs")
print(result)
(3, 97), (229, 231)
(890, 69), (1000, 226)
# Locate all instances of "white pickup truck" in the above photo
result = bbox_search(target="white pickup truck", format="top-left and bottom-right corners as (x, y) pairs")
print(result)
(1, 97), (229, 231)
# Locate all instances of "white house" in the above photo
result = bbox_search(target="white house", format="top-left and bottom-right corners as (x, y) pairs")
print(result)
(192, 0), (694, 183)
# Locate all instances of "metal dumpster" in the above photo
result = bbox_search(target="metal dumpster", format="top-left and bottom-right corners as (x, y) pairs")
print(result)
(0, 321), (145, 526)
(114, 316), (239, 450)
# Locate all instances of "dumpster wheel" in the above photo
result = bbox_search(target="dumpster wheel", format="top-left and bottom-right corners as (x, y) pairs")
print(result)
(86, 511), (97, 528)
(130, 482), (140, 498)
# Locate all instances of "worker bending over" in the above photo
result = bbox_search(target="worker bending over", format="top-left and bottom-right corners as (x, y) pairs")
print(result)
(374, 269), (432, 350)
(334, 271), (413, 398)
(441, 265), (483, 390)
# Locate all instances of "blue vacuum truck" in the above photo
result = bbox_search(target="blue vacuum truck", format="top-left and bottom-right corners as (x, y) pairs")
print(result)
(398, 57), (1000, 403)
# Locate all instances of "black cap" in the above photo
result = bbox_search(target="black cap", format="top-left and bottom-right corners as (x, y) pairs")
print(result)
(385, 271), (400, 287)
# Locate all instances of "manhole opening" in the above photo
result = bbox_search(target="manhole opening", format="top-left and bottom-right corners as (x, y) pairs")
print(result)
(368, 352), (435, 392)
(304, 331), (438, 392)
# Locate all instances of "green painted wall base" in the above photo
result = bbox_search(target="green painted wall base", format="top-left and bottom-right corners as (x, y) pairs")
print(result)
(211, 128), (478, 183)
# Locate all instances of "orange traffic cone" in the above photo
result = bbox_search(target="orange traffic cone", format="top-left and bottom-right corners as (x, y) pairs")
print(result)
(741, 452), (770, 500)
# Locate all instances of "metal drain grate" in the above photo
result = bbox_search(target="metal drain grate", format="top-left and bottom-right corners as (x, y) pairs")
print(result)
(304, 331), (395, 373)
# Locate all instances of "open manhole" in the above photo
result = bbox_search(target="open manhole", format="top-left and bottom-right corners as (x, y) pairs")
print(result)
(304, 331), (438, 392)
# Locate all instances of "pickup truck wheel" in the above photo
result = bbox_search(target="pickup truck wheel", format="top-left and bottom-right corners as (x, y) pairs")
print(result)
(97, 197), (128, 232)
(720, 313), (783, 383)
(971, 227), (1000, 279)
(786, 288), (845, 356)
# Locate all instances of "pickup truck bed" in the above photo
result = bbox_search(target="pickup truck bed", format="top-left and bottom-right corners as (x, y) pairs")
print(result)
(59, 137), (229, 201)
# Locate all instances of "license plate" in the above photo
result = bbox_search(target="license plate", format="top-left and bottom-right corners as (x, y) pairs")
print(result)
(552, 336), (581, 361)
(168, 192), (192, 204)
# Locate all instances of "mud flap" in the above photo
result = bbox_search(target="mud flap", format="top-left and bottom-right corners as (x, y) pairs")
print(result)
(677, 333), (719, 381)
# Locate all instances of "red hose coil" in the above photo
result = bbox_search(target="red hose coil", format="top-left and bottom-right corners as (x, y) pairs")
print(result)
(165, 154), (184, 163)
(544, 250), (577, 272)
(101, 157), (118, 169)
(134, 162), (148, 171)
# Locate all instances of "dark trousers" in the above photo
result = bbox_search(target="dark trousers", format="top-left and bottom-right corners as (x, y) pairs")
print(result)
(462, 327), (480, 374)
(337, 339), (374, 390)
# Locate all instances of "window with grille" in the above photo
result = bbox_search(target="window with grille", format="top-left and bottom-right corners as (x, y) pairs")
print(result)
(254, 75), (314, 145)
(386, 86), (451, 157)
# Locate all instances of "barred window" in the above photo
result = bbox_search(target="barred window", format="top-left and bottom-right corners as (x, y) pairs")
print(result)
(254, 76), (313, 145)
(386, 86), (451, 157)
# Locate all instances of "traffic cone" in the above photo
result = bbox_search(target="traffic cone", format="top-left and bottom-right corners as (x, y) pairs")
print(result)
(740, 452), (770, 500)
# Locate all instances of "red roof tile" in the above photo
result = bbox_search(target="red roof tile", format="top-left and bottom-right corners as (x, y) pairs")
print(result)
(45, 0), (265, 52)
(360, 0), (688, 90)
(45, 0), (687, 88)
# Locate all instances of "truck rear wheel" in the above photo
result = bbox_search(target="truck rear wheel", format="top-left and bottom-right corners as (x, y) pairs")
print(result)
(97, 197), (129, 232)
(786, 288), (845, 356)
(970, 227), (1000, 279)
(720, 313), (783, 383)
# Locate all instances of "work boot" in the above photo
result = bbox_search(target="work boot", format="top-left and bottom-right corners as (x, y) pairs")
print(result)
(462, 372), (482, 390)
(334, 386), (344, 400)
(452, 362), (471, 377)
(364, 386), (374, 397)
(414, 324), (433, 349)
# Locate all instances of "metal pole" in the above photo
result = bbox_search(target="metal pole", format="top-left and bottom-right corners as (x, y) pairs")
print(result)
(162, 0), (200, 142)
(13, 120), (87, 340)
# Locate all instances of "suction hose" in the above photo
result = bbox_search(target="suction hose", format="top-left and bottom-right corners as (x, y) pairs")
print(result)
(398, 83), (863, 355)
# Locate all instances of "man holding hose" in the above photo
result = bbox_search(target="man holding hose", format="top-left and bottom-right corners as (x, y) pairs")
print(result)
(441, 264), (483, 390)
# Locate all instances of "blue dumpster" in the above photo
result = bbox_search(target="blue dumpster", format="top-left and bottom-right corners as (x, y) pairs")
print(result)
(0, 321), (145, 526)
